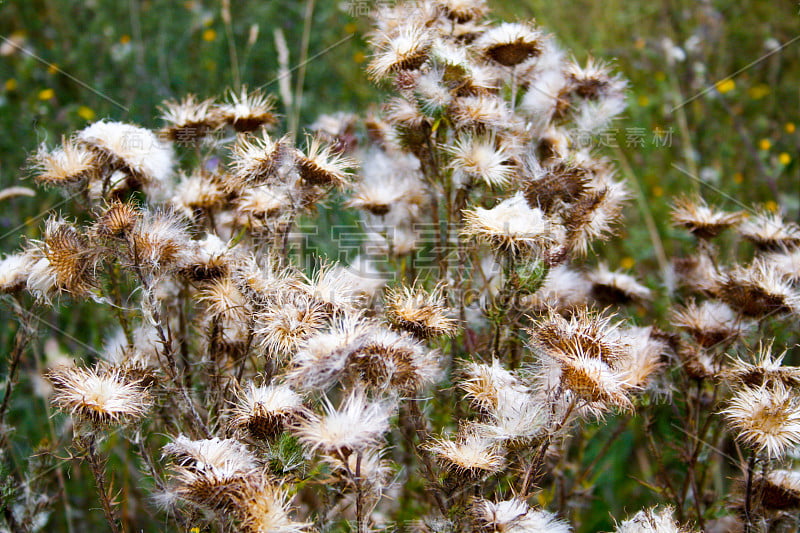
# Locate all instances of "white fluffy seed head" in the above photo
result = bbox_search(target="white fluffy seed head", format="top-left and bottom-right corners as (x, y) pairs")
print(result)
(78, 120), (174, 189)
(292, 389), (394, 455)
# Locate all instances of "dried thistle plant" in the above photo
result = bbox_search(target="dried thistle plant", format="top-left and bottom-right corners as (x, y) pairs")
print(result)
(1, 2), (799, 533)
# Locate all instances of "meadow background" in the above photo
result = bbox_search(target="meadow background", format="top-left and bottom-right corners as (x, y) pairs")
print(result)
(0, 0), (798, 531)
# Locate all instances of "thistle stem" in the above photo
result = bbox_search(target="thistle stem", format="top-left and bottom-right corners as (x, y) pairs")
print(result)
(85, 437), (122, 533)
(743, 453), (757, 533)
(354, 452), (367, 533)
(0, 297), (34, 433)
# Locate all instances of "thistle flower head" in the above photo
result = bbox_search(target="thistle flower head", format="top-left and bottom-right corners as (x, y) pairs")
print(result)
(162, 435), (260, 513)
(345, 326), (442, 393)
(447, 135), (516, 187)
(170, 171), (227, 219)
(198, 276), (249, 321)
(764, 247), (800, 283)
(470, 498), (571, 533)
(670, 300), (752, 348)
(530, 307), (626, 365)
(459, 359), (525, 412)
(233, 255), (305, 306)
(530, 308), (634, 410)
(92, 200), (140, 238)
(295, 136), (356, 188)
(384, 284), (458, 339)
(755, 469), (800, 510)
(670, 196), (743, 239)
(587, 262), (652, 306)
(464, 373), (548, 446)
(435, 0), (488, 23)
(229, 478), (310, 533)
(562, 179), (628, 255)
(671, 252), (719, 294)
(287, 313), (372, 391)
(159, 94), (222, 142)
(0, 252), (34, 294)
(738, 210), (800, 252)
(163, 435), (257, 473)
(716, 260), (800, 318)
(384, 96), (432, 135)
(229, 383), (307, 440)
(77, 120), (174, 188)
(522, 160), (590, 214)
(675, 342), (717, 381)
(566, 58), (626, 102)
(181, 233), (236, 282)
(28, 217), (96, 299)
(414, 68), (453, 115)
(127, 210), (191, 274)
(368, 25), (433, 80)
(553, 352), (633, 410)
(218, 86), (277, 133)
(254, 294), (327, 357)
(292, 389), (394, 455)
(614, 506), (692, 533)
(450, 95), (511, 132)
(611, 326), (666, 390)
(348, 149), (425, 216)
(480, 408), (548, 449)
(473, 22), (544, 67)
(426, 430), (506, 475)
(724, 342), (800, 388)
(300, 262), (367, 314)
(235, 186), (291, 226)
(229, 132), (293, 188)
(30, 137), (96, 188)
(48, 365), (152, 428)
(462, 192), (557, 256)
(722, 382), (800, 459)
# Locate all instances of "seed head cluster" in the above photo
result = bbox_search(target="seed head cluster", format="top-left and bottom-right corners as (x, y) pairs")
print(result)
(3, 1), (799, 532)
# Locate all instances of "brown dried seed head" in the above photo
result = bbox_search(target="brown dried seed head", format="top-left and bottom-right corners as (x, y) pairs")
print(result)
(756, 470), (800, 510)
(556, 354), (632, 409)
(229, 132), (293, 189)
(670, 195), (743, 239)
(530, 307), (627, 365)
(30, 137), (97, 187)
(93, 200), (140, 238)
(436, 0), (488, 23)
(218, 86), (277, 133)
(42, 218), (97, 296)
(159, 94), (223, 143)
(722, 382), (800, 458)
(670, 300), (749, 348)
(716, 262), (799, 318)
(229, 383), (307, 441)
(425, 431), (506, 475)
(475, 23), (543, 67)
(385, 285), (459, 339)
(295, 137), (356, 188)
(523, 162), (590, 213)
(738, 210), (800, 252)
(48, 365), (152, 427)
(368, 26), (433, 80)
